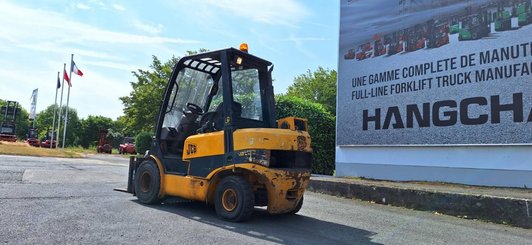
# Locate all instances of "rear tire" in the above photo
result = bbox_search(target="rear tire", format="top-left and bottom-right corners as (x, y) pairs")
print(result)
(134, 160), (163, 204)
(286, 196), (304, 215)
(214, 176), (254, 222)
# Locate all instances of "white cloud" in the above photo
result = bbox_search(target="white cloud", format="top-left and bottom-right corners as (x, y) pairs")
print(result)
(76, 3), (91, 10)
(282, 37), (328, 42)
(88, 0), (105, 8)
(112, 4), (125, 11)
(82, 60), (139, 72)
(286, 33), (317, 60)
(17, 42), (122, 61)
(0, 57), (132, 119)
(132, 20), (164, 35)
(204, 0), (309, 26)
(0, 2), (199, 46)
(0, 1), (201, 118)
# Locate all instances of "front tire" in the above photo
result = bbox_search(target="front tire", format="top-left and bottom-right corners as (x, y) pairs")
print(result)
(214, 176), (254, 222)
(134, 160), (163, 204)
(286, 196), (304, 215)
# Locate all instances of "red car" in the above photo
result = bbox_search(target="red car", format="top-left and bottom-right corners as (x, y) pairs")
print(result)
(40, 139), (57, 148)
(40, 130), (57, 148)
(119, 137), (136, 154)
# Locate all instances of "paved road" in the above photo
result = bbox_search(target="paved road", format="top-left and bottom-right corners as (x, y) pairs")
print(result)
(0, 154), (530, 244)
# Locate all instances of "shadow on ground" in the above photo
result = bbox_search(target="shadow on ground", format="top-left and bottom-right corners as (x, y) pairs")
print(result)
(133, 200), (380, 244)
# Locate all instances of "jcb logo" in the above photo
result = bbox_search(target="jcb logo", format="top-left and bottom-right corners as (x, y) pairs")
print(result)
(297, 136), (307, 150)
(187, 144), (197, 155)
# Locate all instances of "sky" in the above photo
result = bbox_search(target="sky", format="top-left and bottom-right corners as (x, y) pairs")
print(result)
(0, 0), (340, 119)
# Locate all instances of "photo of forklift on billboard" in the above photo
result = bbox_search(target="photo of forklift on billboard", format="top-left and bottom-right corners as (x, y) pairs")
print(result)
(343, 0), (532, 61)
(337, 0), (531, 146)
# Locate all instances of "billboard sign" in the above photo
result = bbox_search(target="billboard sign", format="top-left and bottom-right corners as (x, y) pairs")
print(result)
(337, 0), (532, 145)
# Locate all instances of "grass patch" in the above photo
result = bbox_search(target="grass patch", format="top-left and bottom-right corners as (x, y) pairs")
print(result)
(66, 146), (134, 157)
(66, 146), (97, 155)
(0, 141), (83, 158)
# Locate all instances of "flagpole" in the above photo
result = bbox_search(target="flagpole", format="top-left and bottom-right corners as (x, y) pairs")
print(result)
(62, 54), (74, 149)
(56, 63), (66, 149)
(51, 72), (60, 149)
(33, 89), (37, 129)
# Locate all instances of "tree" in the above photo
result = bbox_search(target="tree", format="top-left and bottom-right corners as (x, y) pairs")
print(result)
(286, 67), (337, 115)
(275, 95), (335, 175)
(113, 116), (131, 136)
(135, 131), (152, 154)
(78, 115), (114, 148)
(120, 56), (175, 134)
(35, 105), (80, 147)
(120, 50), (208, 134)
(107, 128), (124, 150)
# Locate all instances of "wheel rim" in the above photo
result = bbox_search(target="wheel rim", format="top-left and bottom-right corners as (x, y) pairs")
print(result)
(221, 189), (238, 212)
(140, 172), (151, 192)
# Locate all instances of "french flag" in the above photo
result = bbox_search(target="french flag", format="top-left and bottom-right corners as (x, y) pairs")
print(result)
(64, 68), (71, 87)
(71, 61), (84, 77)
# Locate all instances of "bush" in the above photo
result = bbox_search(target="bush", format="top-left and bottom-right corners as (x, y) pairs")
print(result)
(135, 131), (152, 155)
(275, 95), (335, 175)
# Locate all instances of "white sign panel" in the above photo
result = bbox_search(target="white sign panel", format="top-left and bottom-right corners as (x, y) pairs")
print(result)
(337, 0), (532, 145)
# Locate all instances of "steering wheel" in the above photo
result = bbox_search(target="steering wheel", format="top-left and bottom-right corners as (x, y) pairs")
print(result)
(186, 102), (204, 115)
(197, 112), (216, 133)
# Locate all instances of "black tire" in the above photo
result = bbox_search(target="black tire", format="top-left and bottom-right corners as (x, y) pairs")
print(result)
(134, 160), (163, 204)
(286, 196), (304, 215)
(214, 176), (254, 222)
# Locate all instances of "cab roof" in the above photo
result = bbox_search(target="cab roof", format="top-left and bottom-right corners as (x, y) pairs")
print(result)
(178, 48), (273, 75)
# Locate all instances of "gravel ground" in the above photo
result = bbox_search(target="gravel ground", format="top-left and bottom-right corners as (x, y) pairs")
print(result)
(0, 154), (530, 244)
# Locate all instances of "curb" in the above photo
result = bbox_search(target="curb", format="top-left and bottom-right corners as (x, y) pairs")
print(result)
(307, 179), (532, 229)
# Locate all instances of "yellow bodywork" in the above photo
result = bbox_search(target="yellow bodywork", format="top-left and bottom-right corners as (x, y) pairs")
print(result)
(150, 124), (312, 214)
(152, 162), (310, 214)
(182, 128), (312, 160)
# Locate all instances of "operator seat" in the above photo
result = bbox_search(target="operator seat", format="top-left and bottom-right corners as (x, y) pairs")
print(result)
(174, 109), (200, 153)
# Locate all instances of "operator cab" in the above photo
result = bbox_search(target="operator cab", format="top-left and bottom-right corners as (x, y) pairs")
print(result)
(154, 47), (275, 174)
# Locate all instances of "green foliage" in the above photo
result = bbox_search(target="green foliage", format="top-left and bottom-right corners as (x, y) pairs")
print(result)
(113, 116), (131, 136)
(107, 128), (124, 149)
(275, 95), (335, 175)
(286, 67), (337, 115)
(78, 115), (114, 148)
(120, 56), (176, 134)
(232, 69), (262, 119)
(35, 104), (80, 147)
(135, 131), (152, 154)
(120, 50), (209, 134)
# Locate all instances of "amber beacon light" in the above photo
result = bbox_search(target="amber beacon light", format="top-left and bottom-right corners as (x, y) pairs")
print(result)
(239, 43), (249, 53)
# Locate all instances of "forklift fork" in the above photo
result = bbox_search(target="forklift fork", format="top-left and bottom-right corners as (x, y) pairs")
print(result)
(114, 156), (144, 194)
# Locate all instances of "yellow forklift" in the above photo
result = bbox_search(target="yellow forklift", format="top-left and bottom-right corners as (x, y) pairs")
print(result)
(123, 44), (312, 222)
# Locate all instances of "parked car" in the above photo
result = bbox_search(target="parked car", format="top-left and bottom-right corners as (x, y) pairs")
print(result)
(119, 137), (136, 154)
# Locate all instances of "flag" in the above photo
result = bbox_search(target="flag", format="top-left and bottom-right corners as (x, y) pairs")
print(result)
(29, 88), (38, 120)
(71, 61), (83, 76)
(64, 68), (71, 87)
(57, 72), (61, 89)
